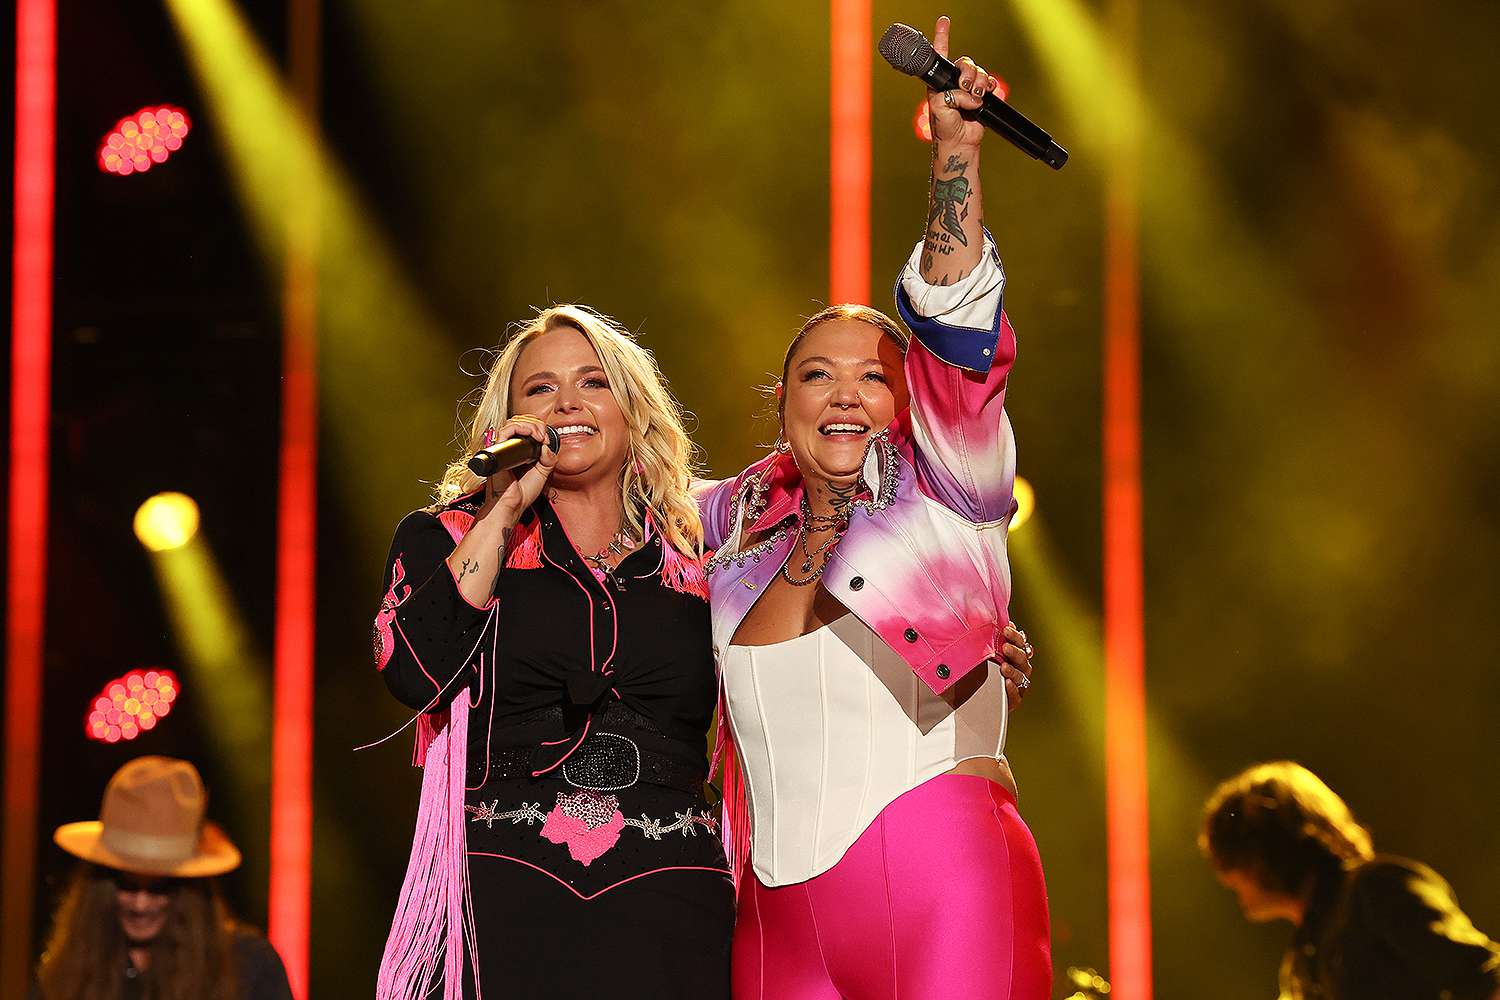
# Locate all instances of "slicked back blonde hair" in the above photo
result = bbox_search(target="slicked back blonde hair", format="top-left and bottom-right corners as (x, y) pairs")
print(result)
(437, 305), (703, 556)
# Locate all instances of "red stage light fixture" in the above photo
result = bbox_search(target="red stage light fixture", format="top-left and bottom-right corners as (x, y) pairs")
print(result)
(98, 106), (191, 176)
(912, 77), (1010, 142)
(85, 669), (179, 743)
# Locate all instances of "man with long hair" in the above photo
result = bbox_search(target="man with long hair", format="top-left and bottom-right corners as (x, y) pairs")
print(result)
(35, 756), (291, 1000)
(1200, 761), (1500, 1000)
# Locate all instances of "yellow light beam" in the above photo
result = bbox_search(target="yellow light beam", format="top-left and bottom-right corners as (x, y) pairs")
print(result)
(147, 533), (271, 909)
(1008, 0), (1321, 393)
(163, 0), (463, 560)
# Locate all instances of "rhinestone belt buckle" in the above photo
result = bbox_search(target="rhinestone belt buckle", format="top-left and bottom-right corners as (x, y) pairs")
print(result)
(562, 731), (641, 791)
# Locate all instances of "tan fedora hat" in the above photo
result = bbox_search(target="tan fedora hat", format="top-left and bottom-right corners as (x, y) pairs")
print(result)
(54, 756), (241, 878)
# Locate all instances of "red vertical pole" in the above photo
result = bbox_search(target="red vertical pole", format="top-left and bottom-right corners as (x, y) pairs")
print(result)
(2, 0), (56, 995)
(829, 0), (871, 304)
(269, 0), (320, 994)
(1103, 0), (1151, 995)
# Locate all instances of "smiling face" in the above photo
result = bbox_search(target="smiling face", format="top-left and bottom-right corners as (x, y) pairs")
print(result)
(509, 325), (631, 489)
(115, 875), (172, 945)
(781, 318), (909, 489)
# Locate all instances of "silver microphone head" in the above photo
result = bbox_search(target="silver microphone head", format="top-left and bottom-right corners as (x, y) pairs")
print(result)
(878, 23), (938, 77)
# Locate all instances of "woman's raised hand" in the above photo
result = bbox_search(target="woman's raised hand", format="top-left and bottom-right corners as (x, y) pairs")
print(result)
(925, 16), (1002, 150)
(481, 415), (559, 525)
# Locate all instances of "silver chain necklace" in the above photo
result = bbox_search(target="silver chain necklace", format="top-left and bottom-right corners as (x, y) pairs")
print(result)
(779, 498), (848, 587)
(584, 526), (636, 591)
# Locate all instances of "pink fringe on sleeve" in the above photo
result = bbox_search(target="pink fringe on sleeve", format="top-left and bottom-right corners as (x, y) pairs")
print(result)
(377, 697), (480, 1000)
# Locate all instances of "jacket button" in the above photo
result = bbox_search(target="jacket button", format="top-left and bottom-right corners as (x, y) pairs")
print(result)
(849, 576), (864, 591)
(935, 664), (950, 679)
(904, 627), (919, 643)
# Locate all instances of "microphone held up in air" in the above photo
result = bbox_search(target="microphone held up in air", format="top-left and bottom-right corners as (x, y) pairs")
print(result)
(878, 23), (1068, 170)
(467, 425), (561, 477)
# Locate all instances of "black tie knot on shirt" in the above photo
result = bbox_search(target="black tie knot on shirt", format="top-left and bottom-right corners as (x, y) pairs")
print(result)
(566, 669), (617, 708)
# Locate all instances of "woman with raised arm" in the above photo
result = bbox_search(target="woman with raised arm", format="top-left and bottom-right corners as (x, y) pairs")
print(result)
(373, 307), (732, 998)
(697, 17), (1050, 999)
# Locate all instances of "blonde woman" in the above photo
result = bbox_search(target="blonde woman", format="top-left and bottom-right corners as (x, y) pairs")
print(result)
(374, 306), (731, 999)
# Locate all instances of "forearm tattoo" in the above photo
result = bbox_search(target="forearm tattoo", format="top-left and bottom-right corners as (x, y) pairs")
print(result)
(922, 149), (974, 285)
(457, 557), (478, 586)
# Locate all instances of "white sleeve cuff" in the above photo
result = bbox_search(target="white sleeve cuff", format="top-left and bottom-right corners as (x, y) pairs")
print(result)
(898, 235), (1005, 331)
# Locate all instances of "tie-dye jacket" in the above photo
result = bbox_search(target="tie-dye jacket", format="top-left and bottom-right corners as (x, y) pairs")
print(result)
(697, 236), (1016, 695)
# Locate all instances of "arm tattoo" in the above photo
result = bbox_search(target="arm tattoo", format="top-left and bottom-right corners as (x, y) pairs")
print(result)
(942, 153), (969, 175)
(927, 176), (972, 248)
(923, 143), (973, 280)
(457, 557), (478, 586)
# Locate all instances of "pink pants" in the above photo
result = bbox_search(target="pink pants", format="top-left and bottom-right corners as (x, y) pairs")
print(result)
(732, 774), (1051, 1000)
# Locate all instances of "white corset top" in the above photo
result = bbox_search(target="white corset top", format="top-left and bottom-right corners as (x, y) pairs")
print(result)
(722, 613), (1007, 887)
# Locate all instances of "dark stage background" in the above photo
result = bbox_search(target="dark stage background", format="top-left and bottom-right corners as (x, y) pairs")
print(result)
(3, 1), (1498, 996)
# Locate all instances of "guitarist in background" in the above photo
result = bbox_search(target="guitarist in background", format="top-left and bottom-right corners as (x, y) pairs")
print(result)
(1200, 761), (1500, 1000)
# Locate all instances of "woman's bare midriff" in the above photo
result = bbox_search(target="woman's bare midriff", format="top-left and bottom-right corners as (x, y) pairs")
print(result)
(946, 755), (1018, 799)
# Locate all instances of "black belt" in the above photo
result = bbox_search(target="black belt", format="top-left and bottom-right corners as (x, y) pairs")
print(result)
(468, 730), (707, 796)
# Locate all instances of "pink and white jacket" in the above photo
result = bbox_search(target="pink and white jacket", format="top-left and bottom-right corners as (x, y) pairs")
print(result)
(697, 235), (1018, 696)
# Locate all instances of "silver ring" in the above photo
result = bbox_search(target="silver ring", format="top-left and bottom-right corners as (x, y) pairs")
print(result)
(1023, 642), (1035, 659)
(1017, 673), (1031, 692)
(942, 90), (957, 108)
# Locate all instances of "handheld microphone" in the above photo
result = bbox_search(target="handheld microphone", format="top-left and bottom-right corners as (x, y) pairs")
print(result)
(878, 23), (1068, 170)
(467, 425), (561, 477)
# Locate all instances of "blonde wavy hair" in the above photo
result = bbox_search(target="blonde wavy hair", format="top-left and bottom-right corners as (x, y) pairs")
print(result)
(437, 305), (703, 556)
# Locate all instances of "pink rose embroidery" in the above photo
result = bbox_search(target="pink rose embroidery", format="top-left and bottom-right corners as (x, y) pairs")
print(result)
(540, 790), (626, 867)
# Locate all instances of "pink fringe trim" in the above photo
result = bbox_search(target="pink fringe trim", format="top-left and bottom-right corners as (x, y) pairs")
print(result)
(712, 696), (751, 892)
(659, 540), (709, 600)
(436, 509), (477, 544)
(504, 519), (543, 570)
(377, 698), (479, 1000)
(412, 709), (447, 768)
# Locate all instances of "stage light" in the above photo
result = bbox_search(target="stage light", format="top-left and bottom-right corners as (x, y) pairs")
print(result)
(85, 669), (180, 743)
(134, 492), (200, 551)
(1011, 475), (1036, 533)
(98, 106), (191, 176)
